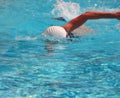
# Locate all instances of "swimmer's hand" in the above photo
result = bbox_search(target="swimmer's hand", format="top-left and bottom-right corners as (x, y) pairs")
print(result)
(115, 12), (120, 20)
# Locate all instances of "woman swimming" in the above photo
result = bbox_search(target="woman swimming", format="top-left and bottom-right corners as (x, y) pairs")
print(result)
(43, 11), (120, 38)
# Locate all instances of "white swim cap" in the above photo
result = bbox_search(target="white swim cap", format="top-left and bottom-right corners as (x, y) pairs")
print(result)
(43, 26), (67, 38)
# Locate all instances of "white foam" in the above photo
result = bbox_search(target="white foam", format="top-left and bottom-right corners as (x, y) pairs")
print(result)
(15, 36), (38, 41)
(51, 0), (80, 21)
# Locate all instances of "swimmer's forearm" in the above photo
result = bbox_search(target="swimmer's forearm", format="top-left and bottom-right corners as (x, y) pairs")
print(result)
(63, 11), (119, 32)
(82, 11), (117, 19)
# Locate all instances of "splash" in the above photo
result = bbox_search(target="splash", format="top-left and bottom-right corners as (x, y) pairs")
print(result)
(51, 0), (80, 21)
(15, 36), (38, 41)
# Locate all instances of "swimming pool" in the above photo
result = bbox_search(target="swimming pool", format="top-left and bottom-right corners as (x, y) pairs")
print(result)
(0, 0), (120, 97)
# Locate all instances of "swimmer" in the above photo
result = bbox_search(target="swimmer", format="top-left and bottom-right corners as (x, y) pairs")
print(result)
(43, 11), (120, 38)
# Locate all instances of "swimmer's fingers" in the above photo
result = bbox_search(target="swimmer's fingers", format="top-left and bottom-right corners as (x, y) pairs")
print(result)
(115, 12), (120, 20)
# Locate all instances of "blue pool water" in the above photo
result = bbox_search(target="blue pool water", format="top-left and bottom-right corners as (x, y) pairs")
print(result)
(0, 0), (120, 98)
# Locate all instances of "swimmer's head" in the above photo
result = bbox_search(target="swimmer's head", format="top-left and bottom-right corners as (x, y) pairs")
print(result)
(43, 26), (67, 38)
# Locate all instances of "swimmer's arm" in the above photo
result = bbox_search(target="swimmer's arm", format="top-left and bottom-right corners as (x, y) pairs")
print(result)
(62, 11), (120, 32)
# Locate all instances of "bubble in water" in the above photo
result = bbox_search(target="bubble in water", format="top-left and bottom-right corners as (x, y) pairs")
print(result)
(94, 4), (97, 7)
(116, 23), (120, 31)
(51, 0), (80, 21)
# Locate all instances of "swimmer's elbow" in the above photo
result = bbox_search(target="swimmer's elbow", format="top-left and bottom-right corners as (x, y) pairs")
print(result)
(82, 11), (100, 19)
(82, 12), (93, 19)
